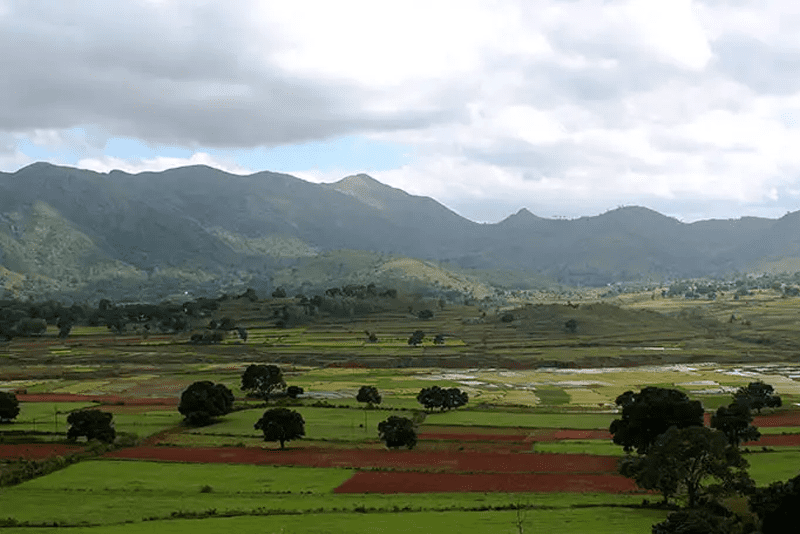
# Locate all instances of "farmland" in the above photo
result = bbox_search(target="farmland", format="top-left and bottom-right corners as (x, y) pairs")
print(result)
(1, 289), (800, 532)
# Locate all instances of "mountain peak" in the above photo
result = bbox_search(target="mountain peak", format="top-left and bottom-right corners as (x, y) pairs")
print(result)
(328, 173), (407, 210)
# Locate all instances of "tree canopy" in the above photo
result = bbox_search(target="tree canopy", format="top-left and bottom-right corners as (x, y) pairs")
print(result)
(710, 402), (761, 447)
(378, 415), (417, 449)
(240, 364), (286, 400)
(651, 504), (746, 534)
(0, 391), (20, 422)
(254, 408), (305, 449)
(618, 426), (751, 508)
(733, 381), (782, 413)
(749, 474), (800, 534)
(417, 386), (468, 411)
(356, 386), (382, 406)
(178, 381), (235, 426)
(66, 410), (116, 443)
(609, 386), (704, 454)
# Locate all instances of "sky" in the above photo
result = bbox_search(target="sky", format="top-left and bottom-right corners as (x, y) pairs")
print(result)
(3, 0), (800, 223)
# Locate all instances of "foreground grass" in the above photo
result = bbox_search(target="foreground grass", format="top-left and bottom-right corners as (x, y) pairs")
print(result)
(744, 450), (800, 485)
(0, 459), (655, 528)
(0, 507), (669, 534)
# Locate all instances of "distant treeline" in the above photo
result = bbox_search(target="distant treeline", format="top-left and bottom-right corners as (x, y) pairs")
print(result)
(0, 283), (401, 341)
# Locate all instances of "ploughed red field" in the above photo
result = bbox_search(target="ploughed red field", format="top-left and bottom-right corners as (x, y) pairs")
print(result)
(0, 443), (84, 460)
(106, 446), (619, 473)
(334, 471), (639, 493)
(16, 394), (177, 405)
(753, 412), (800, 427)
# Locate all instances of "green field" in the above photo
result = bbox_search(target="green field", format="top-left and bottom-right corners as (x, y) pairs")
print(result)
(0, 459), (662, 531)
(421, 410), (617, 429)
(0, 508), (670, 534)
(3, 289), (800, 533)
(188, 407), (415, 442)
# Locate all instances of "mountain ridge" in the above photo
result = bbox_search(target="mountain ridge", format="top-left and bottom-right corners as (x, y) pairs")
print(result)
(2, 162), (800, 299)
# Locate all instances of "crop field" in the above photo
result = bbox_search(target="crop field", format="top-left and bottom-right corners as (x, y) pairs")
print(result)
(2, 291), (800, 532)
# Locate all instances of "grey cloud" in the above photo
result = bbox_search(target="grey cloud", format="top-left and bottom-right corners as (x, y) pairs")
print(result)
(0, 2), (460, 148)
(712, 33), (800, 95)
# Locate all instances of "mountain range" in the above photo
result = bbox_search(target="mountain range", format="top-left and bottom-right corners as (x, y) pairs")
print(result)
(1, 162), (799, 300)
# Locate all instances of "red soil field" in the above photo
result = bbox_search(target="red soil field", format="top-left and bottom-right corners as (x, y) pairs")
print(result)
(106, 446), (620, 473)
(0, 443), (83, 460)
(753, 412), (800, 427)
(334, 471), (639, 494)
(16, 394), (177, 405)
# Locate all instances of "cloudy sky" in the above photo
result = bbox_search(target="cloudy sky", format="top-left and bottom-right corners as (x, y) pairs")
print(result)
(3, 0), (800, 223)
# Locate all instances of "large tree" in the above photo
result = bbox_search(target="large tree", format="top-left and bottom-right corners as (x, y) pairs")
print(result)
(0, 391), (20, 422)
(711, 402), (761, 447)
(240, 364), (286, 400)
(178, 381), (235, 426)
(618, 426), (751, 507)
(378, 415), (417, 449)
(733, 381), (782, 413)
(66, 410), (116, 443)
(254, 408), (305, 449)
(356, 386), (382, 407)
(609, 386), (704, 454)
(651, 505), (747, 534)
(749, 474), (800, 534)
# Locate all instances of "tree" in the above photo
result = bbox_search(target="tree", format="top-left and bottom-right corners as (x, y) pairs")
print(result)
(14, 318), (46, 337)
(0, 391), (20, 422)
(378, 415), (417, 449)
(749, 474), (800, 534)
(66, 410), (116, 443)
(240, 364), (286, 400)
(651, 505), (746, 534)
(564, 318), (578, 333)
(356, 386), (382, 407)
(619, 426), (751, 508)
(733, 381), (782, 413)
(711, 402), (761, 447)
(408, 330), (425, 346)
(609, 386), (704, 454)
(254, 408), (305, 449)
(286, 385), (304, 399)
(271, 287), (287, 298)
(417, 386), (468, 411)
(178, 381), (235, 426)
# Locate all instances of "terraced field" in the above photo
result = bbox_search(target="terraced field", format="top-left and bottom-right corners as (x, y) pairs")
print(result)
(2, 292), (800, 532)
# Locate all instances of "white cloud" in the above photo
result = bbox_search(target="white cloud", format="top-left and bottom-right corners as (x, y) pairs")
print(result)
(4, 0), (800, 223)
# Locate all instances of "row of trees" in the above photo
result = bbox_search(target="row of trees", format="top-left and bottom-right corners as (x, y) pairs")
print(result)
(608, 381), (791, 532)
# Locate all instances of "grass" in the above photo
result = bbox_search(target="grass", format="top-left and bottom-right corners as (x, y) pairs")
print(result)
(110, 411), (184, 438)
(744, 450), (800, 485)
(0, 507), (670, 534)
(533, 440), (621, 456)
(7, 402), (98, 433)
(421, 410), (617, 429)
(189, 406), (415, 441)
(0, 460), (662, 530)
